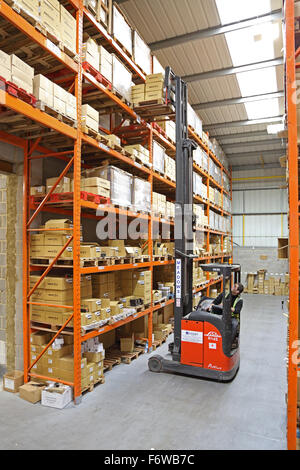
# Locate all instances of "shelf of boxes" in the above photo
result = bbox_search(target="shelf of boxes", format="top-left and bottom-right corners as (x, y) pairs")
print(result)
(0, 0), (232, 401)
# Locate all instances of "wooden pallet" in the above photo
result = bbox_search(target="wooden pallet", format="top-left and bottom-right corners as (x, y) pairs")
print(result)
(82, 376), (105, 394)
(31, 191), (111, 207)
(30, 257), (99, 268)
(30, 320), (73, 334)
(133, 100), (175, 120)
(122, 256), (150, 265)
(82, 125), (101, 140)
(120, 348), (143, 364)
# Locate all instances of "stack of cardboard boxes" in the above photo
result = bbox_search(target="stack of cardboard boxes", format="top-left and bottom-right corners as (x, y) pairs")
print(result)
(119, 270), (152, 306)
(82, 37), (99, 69)
(145, 73), (165, 101)
(157, 120), (176, 143)
(164, 155), (176, 182)
(131, 84), (145, 106)
(60, 4), (76, 55)
(30, 331), (105, 391)
(30, 274), (92, 325)
(245, 271), (289, 296)
(152, 192), (167, 217)
(81, 104), (99, 133)
(99, 46), (113, 82)
(124, 144), (150, 166)
(33, 74), (77, 121)
(11, 54), (34, 94)
(0, 50), (11, 82)
(81, 176), (110, 198)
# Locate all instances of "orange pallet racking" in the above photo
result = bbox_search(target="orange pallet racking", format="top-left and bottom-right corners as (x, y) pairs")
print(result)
(0, 0), (232, 403)
(285, 0), (300, 450)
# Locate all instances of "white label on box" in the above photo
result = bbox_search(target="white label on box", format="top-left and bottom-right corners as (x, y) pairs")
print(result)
(47, 39), (62, 59)
(181, 330), (203, 344)
(4, 378), (14, 390)
(48, 350), (52, 355)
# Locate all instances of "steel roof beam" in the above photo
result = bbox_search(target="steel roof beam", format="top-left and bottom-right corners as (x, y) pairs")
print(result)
(217, 130), (276, 142)
(192, 91), (284, 111)
(148, 9), (282, 51)
(232, 163), (281, 171)
(228, 149), (285, 159)
(183, 57), (283, 83)
(223, 139), (286, 150)
(204, 115), (283, 131)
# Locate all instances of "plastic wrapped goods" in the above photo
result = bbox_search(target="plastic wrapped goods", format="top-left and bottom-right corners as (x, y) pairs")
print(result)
(152, 141), (165, 174)
(97, 165), (132, 207)
(112, 55), (132, 102)
(112, 5), (132, 55)
(133, 31), (151, 75)
(132, 177), (151, 212)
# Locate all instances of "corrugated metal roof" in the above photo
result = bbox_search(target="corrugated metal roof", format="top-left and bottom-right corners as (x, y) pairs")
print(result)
(118, 0), (284, 168)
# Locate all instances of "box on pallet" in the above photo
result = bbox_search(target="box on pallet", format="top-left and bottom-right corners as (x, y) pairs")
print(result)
(0, 50), (11, 81)
(60, 5), (76, 55)
(11, 54), (34, 94)
(112, 55), (132, 102)
(152, 141), (165, 174)
(112, 4), (132, 56)
(33, 74), (54, 108)
(95, 165), (132, 207)
(40, 0), (61, 41)
(82, 37), (99, 70)
(81, 104), (99, 133)
(99, 45), (113, 82)
(133, 30), (151, 75)
(132, 177), (151, 213)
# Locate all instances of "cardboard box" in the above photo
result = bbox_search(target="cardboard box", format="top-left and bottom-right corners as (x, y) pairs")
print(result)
(83, 351), (105, 363)
(3, 370), (24, 393)
(33, 74), (54, 107)
(108, 240), (126, 257)
(41, 384), (72, 409)
(120, 334), (134, 353)
(82, 37), (99, 70)
(82, 104), (99, 123)
(60, 5), (76, 54)
(45, 219), (72, 230)
(46, 176), (70, 194)
(31, 331), (52, 346)
(30, 185), (46, 196)
(19, 381), (46, 403)
(81, 298), (102, 313)
(40, 0), (61, 40)
(11, 54), (34, 80)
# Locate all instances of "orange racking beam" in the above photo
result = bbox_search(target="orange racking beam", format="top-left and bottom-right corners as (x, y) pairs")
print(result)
(286, 0), (299, 450)
(0, 90), (77, 140)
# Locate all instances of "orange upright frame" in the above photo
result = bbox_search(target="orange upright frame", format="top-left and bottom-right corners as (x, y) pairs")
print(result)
(285, 0), (299, 450)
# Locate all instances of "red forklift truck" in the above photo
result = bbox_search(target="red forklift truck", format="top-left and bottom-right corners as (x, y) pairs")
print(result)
(148, 68), (241, 382)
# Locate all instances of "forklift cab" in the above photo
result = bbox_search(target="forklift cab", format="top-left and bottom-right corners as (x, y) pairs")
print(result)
(188, 264), (242, 354)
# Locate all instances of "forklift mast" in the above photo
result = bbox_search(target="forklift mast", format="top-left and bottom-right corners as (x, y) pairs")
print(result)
(165, 67), (197, 361)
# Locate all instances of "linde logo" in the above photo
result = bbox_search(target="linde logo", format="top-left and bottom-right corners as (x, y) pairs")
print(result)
(207, 363), (222, 370)
(205, 331), (221, 341)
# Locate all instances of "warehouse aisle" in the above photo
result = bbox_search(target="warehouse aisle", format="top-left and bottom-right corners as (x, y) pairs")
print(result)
(0, 295), (287, 450)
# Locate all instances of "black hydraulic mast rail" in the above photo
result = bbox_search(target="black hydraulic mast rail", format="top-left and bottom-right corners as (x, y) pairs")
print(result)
(165, 66), (197, 361)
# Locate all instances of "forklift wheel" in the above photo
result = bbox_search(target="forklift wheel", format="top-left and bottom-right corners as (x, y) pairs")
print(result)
(148, 355), (163, 373)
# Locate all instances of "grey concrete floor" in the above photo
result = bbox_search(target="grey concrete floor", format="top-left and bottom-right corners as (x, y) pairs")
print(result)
(0, 294), (287, 450)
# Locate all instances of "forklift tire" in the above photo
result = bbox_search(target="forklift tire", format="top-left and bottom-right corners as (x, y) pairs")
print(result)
(148, 355), (163, 373)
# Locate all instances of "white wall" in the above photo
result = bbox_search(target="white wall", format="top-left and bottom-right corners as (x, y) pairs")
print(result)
(232, 167), (288, 247)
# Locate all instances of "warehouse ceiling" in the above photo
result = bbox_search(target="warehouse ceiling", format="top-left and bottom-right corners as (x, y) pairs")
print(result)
(115, 0), (285, 171)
